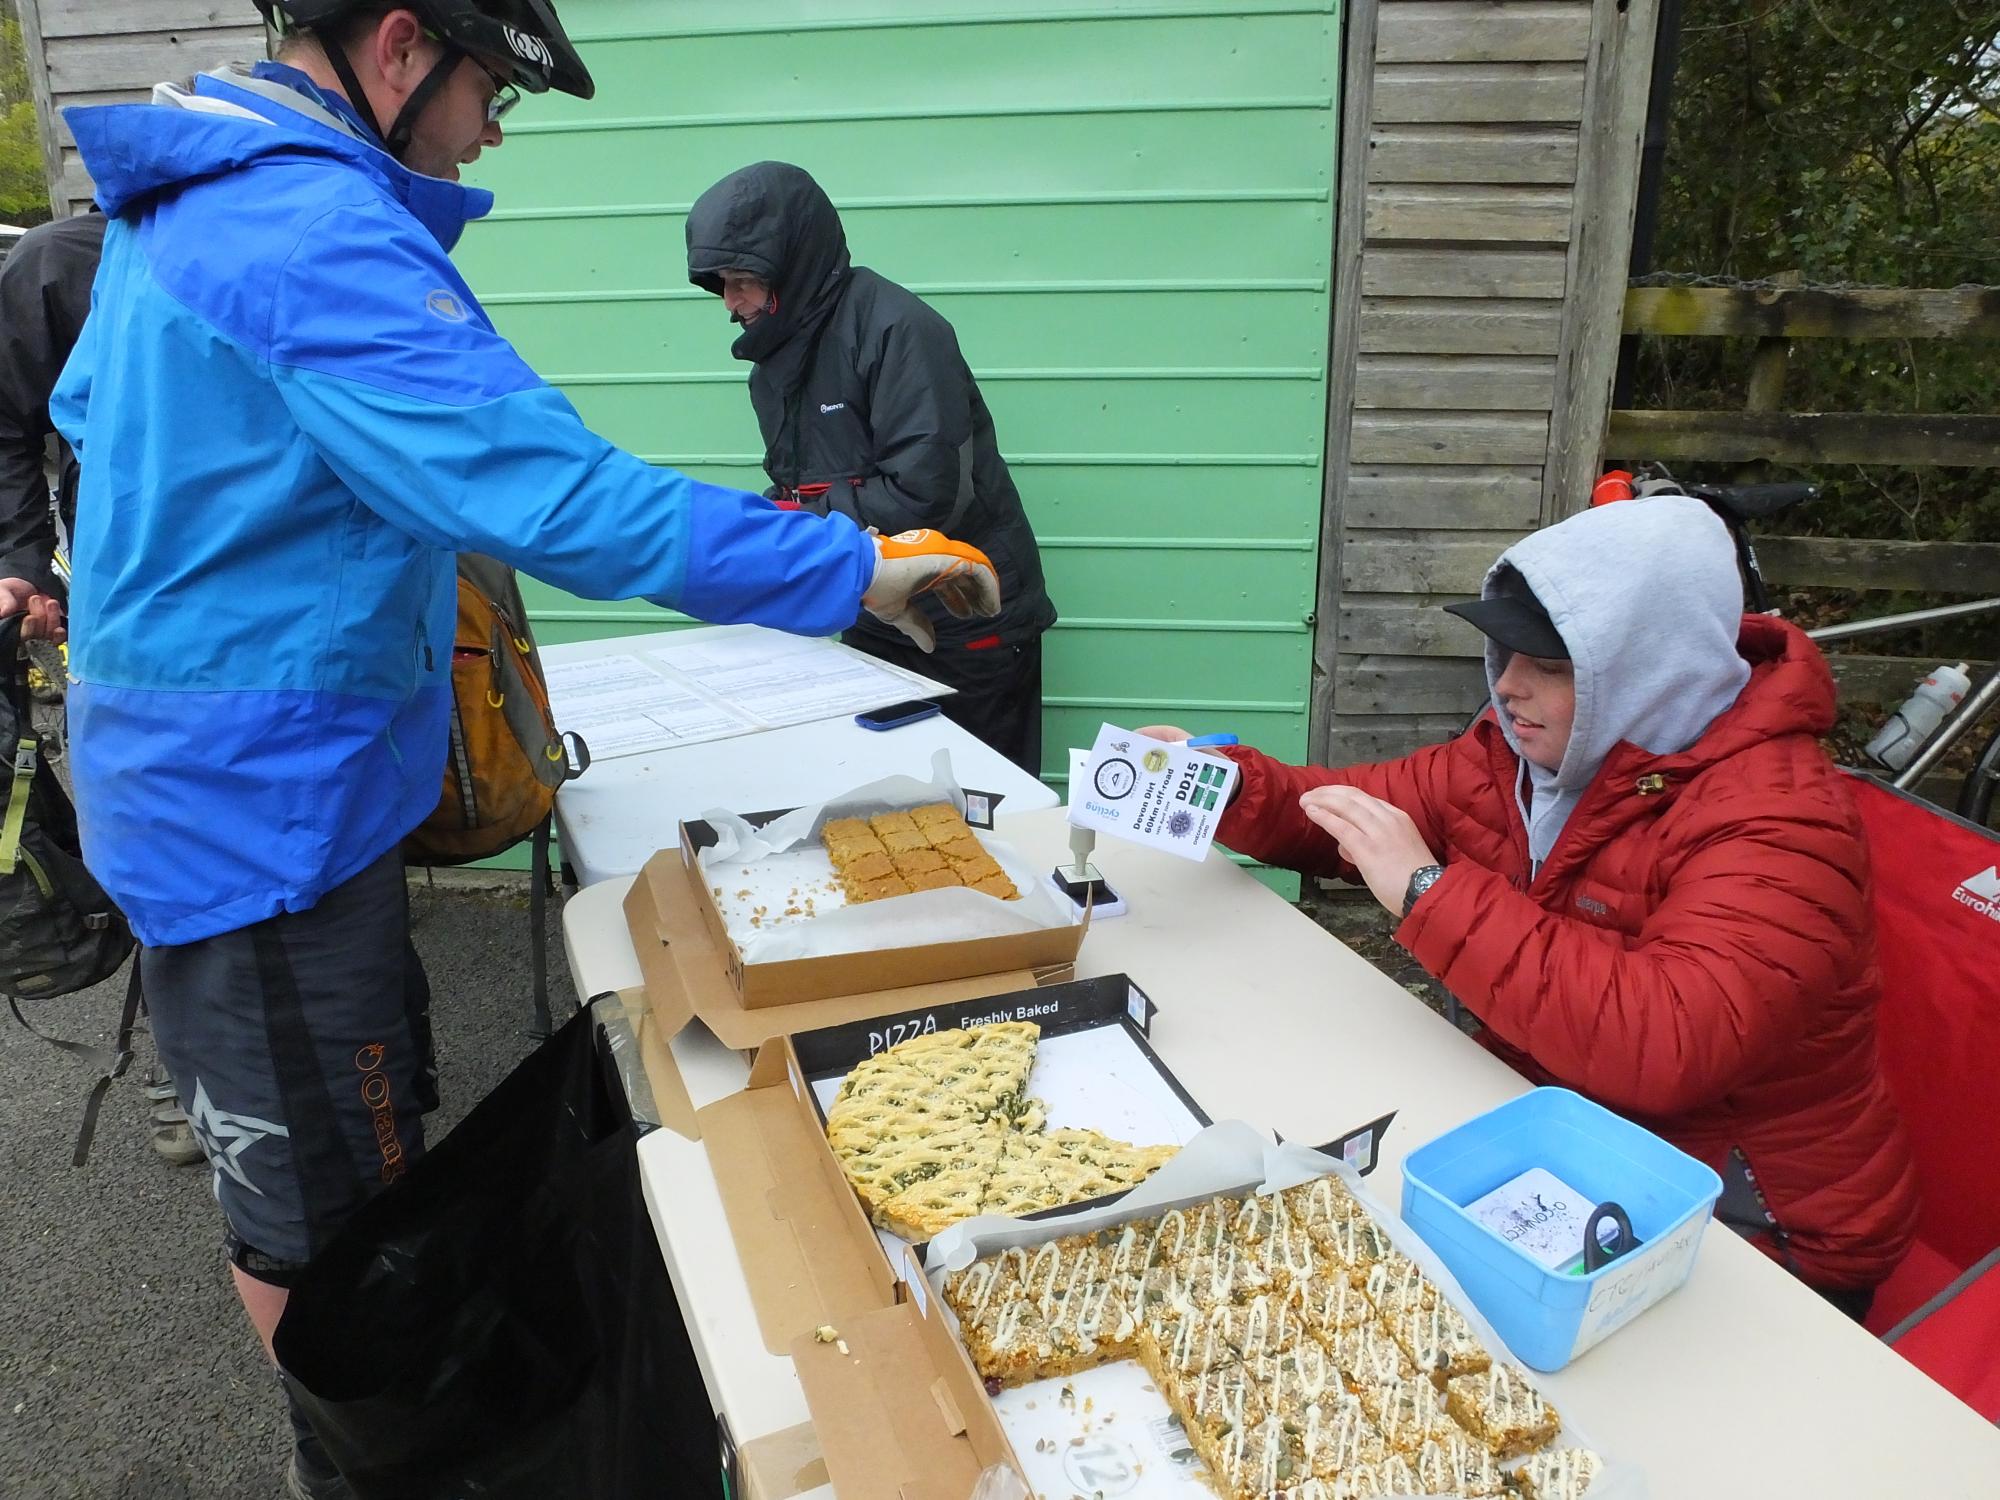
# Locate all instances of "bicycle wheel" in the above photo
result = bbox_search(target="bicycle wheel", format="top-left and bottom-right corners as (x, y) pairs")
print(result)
(1957, 717), (2000, 831)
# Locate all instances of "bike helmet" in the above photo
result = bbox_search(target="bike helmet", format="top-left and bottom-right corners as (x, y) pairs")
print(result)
(255, 1), (594, 155)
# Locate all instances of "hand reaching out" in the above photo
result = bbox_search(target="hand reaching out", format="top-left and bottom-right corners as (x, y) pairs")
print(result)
(1298, 785), (1439, 917)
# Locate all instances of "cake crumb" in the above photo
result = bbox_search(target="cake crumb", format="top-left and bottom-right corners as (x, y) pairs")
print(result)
(812, 1325), (838, 1343)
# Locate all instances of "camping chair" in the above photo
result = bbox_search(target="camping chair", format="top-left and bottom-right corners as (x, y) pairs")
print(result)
(1846, 773), (2000, 1420)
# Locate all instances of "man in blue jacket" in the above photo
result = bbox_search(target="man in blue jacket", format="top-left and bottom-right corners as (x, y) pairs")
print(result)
(53, 4), (998, 1492)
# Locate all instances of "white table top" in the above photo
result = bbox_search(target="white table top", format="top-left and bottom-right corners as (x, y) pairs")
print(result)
(566, 806), (2000, 1498)
(542, 627), (1061, 887)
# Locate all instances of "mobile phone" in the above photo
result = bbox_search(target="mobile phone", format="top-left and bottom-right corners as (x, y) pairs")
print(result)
(856, 699), (942, 731)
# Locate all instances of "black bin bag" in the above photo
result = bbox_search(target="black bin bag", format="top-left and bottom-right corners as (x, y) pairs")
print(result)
(274, 1002), (721, 1500)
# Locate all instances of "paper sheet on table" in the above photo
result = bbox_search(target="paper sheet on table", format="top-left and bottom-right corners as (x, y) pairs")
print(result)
(695, 751), (1073, 963)
(542, 653), (758, 757)
(927, 1121), (1646, 1500)
(646, 627), (948, 729)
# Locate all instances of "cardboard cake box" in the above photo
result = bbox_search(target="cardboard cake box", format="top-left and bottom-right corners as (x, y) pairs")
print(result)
(617, 825), (1085, 1140)
(787, 1126), (1442, 1500)
(792, 1125), (1639, 1500)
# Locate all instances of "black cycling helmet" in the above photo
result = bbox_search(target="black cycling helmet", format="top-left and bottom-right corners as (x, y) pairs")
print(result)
(255, 2), (593, 155)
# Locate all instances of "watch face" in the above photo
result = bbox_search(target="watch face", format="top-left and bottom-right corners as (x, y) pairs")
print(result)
(1093, 757), (1138, 800)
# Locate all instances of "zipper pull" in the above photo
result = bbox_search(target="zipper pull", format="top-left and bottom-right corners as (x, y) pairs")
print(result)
(1635, 773), (1668, 796)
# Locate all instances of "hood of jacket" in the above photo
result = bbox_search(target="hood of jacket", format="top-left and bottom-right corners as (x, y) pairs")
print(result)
(65, 62), (490, 253)
(685, 161), (852, 365)
(1481, 495), (1754, 864)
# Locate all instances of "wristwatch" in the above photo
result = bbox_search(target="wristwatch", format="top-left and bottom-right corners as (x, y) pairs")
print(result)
(1402, 863), (1446, 919)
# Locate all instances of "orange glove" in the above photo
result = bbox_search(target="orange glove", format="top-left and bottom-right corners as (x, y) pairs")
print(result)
(862, 529), (1002, 652)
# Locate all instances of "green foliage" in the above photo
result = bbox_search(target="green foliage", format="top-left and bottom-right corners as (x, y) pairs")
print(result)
(0, 6), (51, 226)
(1632, 1), (2000, 551)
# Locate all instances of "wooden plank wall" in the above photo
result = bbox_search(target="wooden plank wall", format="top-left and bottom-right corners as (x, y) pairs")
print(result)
(1312, 0), (1659, 765)
(19, 1), (265, 218)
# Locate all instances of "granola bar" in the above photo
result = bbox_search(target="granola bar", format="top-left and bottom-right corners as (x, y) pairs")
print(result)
(1355, 1373), (1460, 1453)
(1390, 1295), (1492, 1382)
(1446, 1363), (1562, 1459)
(1322, 1318), (1416, 1388)
(1359, 1253), (1437, 1322)
(1512, 1446), (1606, 1499)
(1409, 1431), (1509, 1496)
(1295, 1390), (1392, 1483)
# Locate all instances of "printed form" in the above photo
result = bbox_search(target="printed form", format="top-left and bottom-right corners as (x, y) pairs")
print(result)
(542, 628), (949, 761)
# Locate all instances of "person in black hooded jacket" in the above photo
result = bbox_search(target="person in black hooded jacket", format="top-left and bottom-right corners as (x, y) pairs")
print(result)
(0, 210), (106, 642)
(687, 161), (1056, 775)
(0, 208), (209, 1168)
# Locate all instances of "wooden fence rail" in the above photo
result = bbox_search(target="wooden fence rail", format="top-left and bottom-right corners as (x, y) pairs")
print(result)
(1624, 285), (2000, 341)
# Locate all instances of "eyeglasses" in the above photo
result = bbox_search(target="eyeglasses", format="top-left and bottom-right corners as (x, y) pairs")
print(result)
(469, 56), (521, 125)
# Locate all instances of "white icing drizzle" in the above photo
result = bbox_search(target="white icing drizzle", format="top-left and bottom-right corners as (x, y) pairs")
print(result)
(1167, 1304), (1229, 1373)
(1311, 1276), (1368, 1329)
(1409, 1297), (1483, 1371)
(1331, 1214), (1387, 1263)
(1415, 1433), (1498, 1492)
(1520, 1446), (1604, 1500)
(1344, 1325), (1405, 1383)
(956, 1260), (1008, 1320)
(1150, 1208), (1188, 1262)
(1293, 1174), (1357, 1232)
(1480, 1363), (1552, 1431)
(1363, 1254), (1429, 1311)
(990, 1297), (1026, 1351)
(1302, 1392), (1373, 1472)
(1371, 1377), (1443, 1446)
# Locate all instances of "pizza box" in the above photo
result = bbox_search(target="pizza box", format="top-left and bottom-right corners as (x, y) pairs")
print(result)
(792, 1125), (1641, 1500)
(788, 974), (1209, 1264)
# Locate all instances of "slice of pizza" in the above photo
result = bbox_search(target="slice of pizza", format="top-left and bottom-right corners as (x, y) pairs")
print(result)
(837, 1120), (998, 1216)
(875, 1133), (1006, 1239)
(828, 1021), (1039, 1133)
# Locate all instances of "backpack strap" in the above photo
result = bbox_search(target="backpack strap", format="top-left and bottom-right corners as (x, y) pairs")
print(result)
(528, 812), (554, 1040)
(9, 960), (144, 1166)
(0, 733), (35, 875)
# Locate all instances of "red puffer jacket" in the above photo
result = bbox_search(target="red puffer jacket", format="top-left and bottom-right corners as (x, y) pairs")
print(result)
(1217, 616), (1918, 1290)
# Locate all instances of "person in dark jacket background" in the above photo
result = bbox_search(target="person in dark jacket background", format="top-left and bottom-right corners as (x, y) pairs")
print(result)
(687, 161), (1057, 775)
(0, 210), (104, 643)
(0, 209), (202, 1167)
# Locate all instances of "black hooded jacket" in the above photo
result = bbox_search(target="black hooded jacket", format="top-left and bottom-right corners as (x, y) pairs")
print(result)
(0, 212), (106, 595)
(687, 163), (1055, 650)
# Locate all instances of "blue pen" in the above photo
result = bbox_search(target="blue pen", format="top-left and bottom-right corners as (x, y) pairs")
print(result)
(1184, 733), (1239, 749)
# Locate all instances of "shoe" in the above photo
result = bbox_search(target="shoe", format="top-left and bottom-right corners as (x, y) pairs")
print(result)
(284, 1387), (356, 1500)
(144, 1080), (204, 1167)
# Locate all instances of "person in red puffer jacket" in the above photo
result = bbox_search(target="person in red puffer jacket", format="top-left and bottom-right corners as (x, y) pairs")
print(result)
(1147, 494), (1918, 1312)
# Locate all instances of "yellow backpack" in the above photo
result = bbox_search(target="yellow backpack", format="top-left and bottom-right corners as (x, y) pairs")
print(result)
(404, 556), (589, 1034)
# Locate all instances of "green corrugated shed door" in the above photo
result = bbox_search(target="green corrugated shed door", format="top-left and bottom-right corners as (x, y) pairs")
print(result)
(454, 0), (1338, 799)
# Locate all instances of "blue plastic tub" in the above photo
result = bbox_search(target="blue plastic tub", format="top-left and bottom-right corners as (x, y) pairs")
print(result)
(1401, 1087), (1722, 1371)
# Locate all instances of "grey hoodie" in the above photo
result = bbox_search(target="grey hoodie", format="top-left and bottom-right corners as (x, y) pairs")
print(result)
(1481, 495), (1751, 869)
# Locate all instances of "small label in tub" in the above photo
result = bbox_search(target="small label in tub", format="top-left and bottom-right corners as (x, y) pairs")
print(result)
(1467, 1166), (1592, 1271)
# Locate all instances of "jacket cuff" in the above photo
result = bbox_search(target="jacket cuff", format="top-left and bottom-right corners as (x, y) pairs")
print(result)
(1213, 743), (1276, 845)
(1393, 860), (1483, 968)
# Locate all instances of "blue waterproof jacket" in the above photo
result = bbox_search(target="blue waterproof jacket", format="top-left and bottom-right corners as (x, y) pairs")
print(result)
(53, 65), (877, 945)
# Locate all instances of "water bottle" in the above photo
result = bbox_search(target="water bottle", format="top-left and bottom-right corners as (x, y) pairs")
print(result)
(1867, 663), (1971, 770)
